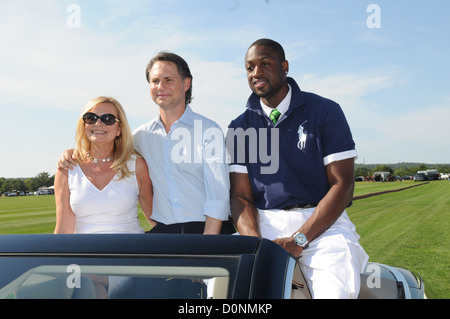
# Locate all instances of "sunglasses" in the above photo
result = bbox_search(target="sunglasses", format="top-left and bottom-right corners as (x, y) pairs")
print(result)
(83, 112), (120, 126)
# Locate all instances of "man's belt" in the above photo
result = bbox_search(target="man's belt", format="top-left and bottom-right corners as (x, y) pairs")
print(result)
(283, 204), (316, 211)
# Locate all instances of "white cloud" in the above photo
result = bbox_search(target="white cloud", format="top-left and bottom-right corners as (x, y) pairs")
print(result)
(298, 71), (400, 111)
(297, 70), (402, 136)
(380, 105), (450, 145)
(295, 71), (449, 164)
(189, 60), (249, 130)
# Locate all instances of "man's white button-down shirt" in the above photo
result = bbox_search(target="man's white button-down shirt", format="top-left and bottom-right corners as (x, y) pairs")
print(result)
(133, 106), (230, 225)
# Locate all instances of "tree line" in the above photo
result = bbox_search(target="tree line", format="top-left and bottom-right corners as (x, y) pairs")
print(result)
(0, 172), (54, 195)
(355, 163), (450, 178)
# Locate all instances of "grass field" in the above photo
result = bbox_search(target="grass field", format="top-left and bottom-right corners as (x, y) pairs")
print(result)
(0, 195), (56, 234)
(0, 180), (449, 298)
(347, 180), (450, 298)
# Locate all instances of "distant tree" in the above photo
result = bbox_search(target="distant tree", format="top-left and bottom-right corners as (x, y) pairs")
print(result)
(24, 178), (39, 192)
(35, 172), (53, 187)
(0, 172), (54, 193)
(394, 166), (416, 176)
(371, 164), (393, 175)
(355, 166), (370, 177)
(0, 178), (6, 193)
(416, 164), (428, 172)
(10, 179), (26, 192)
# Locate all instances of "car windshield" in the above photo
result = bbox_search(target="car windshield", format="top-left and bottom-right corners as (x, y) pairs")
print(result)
(0, 256), (239, 299)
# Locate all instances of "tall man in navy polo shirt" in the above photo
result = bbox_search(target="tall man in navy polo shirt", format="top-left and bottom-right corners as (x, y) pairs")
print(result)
(227, 39), (368, 298)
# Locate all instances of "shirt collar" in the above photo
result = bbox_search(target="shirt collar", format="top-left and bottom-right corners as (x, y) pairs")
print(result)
(154, 104), (195, 132)
(246, 77), (305, 115)
(260, 84), (292, 118)
(176, 104), (195, 127)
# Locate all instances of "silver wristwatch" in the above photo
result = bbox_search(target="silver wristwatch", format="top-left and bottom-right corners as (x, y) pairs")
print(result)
(293, 232), (309, 249)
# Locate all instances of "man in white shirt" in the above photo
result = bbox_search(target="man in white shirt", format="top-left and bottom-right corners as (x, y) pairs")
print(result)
(134, 51), (231, 234)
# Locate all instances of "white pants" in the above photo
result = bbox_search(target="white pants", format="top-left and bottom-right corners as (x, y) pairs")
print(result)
(258, 207), (369, 299)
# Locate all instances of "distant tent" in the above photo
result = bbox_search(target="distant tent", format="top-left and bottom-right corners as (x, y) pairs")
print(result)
(37, 186), (54, 194)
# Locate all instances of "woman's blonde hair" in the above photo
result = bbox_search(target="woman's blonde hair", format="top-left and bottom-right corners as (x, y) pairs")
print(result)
(74, 96), (136, 179)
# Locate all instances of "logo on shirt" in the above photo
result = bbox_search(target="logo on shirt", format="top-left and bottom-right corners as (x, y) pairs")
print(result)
(297, 120), (308, 150)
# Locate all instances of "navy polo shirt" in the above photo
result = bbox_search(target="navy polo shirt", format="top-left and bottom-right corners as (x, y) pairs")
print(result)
(227, 78), (357, 210)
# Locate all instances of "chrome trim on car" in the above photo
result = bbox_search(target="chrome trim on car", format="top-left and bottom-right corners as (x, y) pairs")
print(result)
(283, 257), (297, 299)
(380, 264), (411, 299)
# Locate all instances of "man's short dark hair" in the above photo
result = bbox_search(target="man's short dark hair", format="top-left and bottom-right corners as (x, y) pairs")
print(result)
(145, 51), (193, 105)
(248, 38), (286, 62)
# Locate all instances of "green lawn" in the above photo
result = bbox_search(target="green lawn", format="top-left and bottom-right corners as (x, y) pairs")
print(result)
(352, 179), (427, 197)
(347, 180), (450, 298)
(0, 195), (56, 234)
(0, 195), (153, 234)
(0, 180), (449, 298)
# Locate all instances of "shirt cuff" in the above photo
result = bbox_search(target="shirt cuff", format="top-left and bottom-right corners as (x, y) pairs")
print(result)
(229, 164), (248, 174)
(203, 200), (230, 221)
(323, 150), (358, 166)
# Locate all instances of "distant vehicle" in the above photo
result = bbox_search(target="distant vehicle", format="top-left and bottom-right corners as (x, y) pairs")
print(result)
(414, 173), (427, 181)
(373, 172), (390, 182)
(0, 234), (427, 299)
(355, 176), (364, 182)
(416, 170), (439, 181)
(34, 190), (50, 195)
(401, 175), (412, 181)
(425, 169), (439, 180)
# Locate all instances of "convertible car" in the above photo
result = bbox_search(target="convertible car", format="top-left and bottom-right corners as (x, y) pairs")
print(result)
(0, 234), (426, 299)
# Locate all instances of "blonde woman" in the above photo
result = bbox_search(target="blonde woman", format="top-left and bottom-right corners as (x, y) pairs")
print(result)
(54, 96), (154, 234)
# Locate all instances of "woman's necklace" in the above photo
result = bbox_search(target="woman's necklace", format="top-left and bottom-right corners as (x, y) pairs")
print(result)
(87, 151), (111, 164)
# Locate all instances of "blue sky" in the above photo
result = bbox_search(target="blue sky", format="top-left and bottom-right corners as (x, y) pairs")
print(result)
(1, 0), (449, 178)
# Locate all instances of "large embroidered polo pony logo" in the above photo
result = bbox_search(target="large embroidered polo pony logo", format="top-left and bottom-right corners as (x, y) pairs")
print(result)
(297, 120), (308, 150)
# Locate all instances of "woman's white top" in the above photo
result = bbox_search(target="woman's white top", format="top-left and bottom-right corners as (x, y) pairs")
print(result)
(68, 156), (144, 234)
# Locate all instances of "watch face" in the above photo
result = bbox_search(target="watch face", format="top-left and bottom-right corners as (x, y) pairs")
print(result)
(294, 233), (307, 246)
